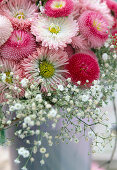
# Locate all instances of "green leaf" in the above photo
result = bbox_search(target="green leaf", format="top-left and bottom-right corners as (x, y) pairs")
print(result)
(0, 129), (5, 145)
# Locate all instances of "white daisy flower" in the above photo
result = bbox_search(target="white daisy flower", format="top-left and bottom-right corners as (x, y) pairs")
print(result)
(31, 15), (78, 50)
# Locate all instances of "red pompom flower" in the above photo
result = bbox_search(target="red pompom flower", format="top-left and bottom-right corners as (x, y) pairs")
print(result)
(1, 30), (36, 61)
(66, 53), (100, 86)
(44, 0), (74, 18)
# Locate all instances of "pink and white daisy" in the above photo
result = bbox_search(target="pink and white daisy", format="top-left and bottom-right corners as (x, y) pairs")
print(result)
(0, 58), (24, 103)
(31, 15), (78, 50)
(44, 0), (74, 18)
(0, 0), (38, 31)
(78, 10), (109, 48)
(0, 15), (13, 47)
(1, 30), (36, 61)
(21, 47), (68, 91)
(72, 0), (114, 28)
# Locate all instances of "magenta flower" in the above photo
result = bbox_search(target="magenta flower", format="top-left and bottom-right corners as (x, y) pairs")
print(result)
(66, 53), (100, 86)
(78, 10), (109, 48)
(1, 30), (36, 61)
(45, 0), (74, 18)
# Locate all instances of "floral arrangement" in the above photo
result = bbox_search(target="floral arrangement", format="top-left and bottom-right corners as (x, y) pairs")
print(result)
(0, 0), (117, 169)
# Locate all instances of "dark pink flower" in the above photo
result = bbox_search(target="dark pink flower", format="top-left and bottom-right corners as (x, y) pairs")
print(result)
(45, 0), (74, 17)
(66, 53), (100, 86)
(1, 30), (36, 61)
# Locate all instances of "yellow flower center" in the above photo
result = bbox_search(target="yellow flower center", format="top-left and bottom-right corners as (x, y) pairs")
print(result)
(15, 11), (25, 20)
(93, 20), (101, 31)
(5, 72), (13, 84)
(52, 1), (66, 9)
(39, 61), (55, 78)
(49, 23), (60, 34)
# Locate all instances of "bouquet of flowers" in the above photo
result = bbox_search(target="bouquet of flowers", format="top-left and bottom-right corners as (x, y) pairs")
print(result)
(0, 0), (117, 169)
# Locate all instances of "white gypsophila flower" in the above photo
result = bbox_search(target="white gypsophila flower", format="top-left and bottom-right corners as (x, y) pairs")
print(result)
(35, 94), (42, 102)
(52, 98), (57, 103)
(9, 106), (15, 112)
(65, 95), (70, 101)
(88, 131), (95, 138)
(14, 159), (20, 164)
(102, 53), (108, 61)
(113, 54), (117, 59)
(18, 147), (30, 158)
(24, 116), (34, 127)
(45, 153), (49, 158)
(21, 78), (29, 87)
(110, 45), (114, 49)
(40, 159), (45, 166)
(48, 108), (57, 118)
(24, 117), (31, 124)
(46, 104), (51, 109)
(40, 147), (46, 153)
(58, 85), (64, 91)
(38, 141), (41, 146)
(67, 78), (71, 82)
(93, 80), (99, 85)
(77, 81), (81, 85)
(23, 151), (30, 158)
(35, 130), (40, 135)
(25, 91), (31, 98)
(95, 108), (101, 115)
(81, 95), (89, 102)
(74, 138), (79, 143)
(21, 167), (27, 170)
(14, 103), (22, 110)
(52, 123), (56, 128)
(32, 102), (36, 110)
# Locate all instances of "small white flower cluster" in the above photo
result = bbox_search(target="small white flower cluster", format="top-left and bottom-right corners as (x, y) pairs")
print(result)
(21, 78), (29, 88)
(18, 147), (30, 158)
(23, 116), (34, 127)
(9, 103), (23, 112)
